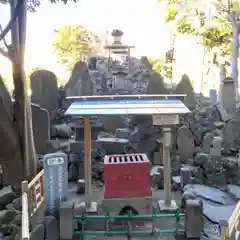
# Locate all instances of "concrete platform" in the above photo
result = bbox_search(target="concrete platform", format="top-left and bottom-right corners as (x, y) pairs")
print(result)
(78, 201), (98, 213)
(102, 196), (152, 214)
(66, 183), (226, 239)
(158, 200), (178, 212)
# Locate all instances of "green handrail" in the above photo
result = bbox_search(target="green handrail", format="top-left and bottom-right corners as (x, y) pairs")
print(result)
(73, 228), (185, 235)
(73, 208), (185, 220)
(73, 208), (186, 236)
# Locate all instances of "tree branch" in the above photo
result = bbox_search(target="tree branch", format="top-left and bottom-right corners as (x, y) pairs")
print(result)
(0, 47), (10, 59)
(0, 24), (8, 49)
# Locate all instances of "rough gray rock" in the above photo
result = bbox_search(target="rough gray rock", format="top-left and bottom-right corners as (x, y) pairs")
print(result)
(177, 125), (195, 160)
(0, 187), (17, 210)
(30, 70), (59, 119)
(76, 179), (85, 194)
(175, 74), (197, 111)
(65, 61), (94, 96)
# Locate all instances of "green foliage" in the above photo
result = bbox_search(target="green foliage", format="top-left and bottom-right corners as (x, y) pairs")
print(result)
(53, 24), (101, 72)
(165, 7), (178, 21)
(162, 0), (234, 56)
(176, 16), (196, 34)
(162, 62), (173, 79)
(148, 57), (173, 79)
(200, 22), (232, 53)
(149, 57), (162, 72)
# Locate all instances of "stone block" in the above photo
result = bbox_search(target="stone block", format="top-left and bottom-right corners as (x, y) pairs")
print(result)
(30, 223), (45, 240)
(30, 69), (59, 119)
(44, 216), (59, 240)
(70, 141), (101, 154)
(180, 166), (192, 189)
(59, 201), (74, 240)
(31, 104), (50, 155)
(102, 196), (152, 214)
(115, 128), (131, 139)
(5, 235), (15, 240)
(185, 199), (203, 239)
(158, 200), (178, 212)
(218, 79), (236, 115)
(153, 152), (163, 165)
(98, 138), (129, 154)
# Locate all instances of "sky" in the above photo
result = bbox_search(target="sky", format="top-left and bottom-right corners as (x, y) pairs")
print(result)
(0, 0), (172, 79)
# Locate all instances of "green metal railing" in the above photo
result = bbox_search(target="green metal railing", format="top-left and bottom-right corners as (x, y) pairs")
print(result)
(73, 208), (186, 237)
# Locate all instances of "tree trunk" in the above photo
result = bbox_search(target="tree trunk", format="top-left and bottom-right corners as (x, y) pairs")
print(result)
(11, 0), (37, 181)
(231, 23), (239, 101)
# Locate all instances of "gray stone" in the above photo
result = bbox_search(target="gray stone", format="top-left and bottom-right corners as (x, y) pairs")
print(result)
(31, 104), (50, 155)
(202, 133), (214, 153)
(30, 70), (59, 119)
(29, 223), (45, 240)
(115, 128), (131, 139)
(227, 184), (240, 199)
(71, 117), (103, 141)
(5, 234), (15, 240)
(98, 137), (129, 154)
(0, 210), (16, 224)
(65, 61), (94, 96)
(76, 179), (85, 194)
(194, 153), (210, 165)
(12, 198), (21, 211)
(183, 184), (236, 205)
(146, 72), (169, 94)
(180, 166), (192, 189)
(215, 102), (229, 121)
(11, 214), (21, 226)
(51, 124), (72, 138)
(0, 187), (16, 210)
(151, 166), (164, 188)
(69, 153), (80, 165)
(181, 188), (197, 208)
(210, 136), (223, 157)
(68, 164), (78, 182)
(219, 79), (236, 115)
(185, 199), (203, 239)
(201, 199), (235, 223)
(175, 74), (197, 110)
(223, 114), (240, 150)
(70, 141), (102, 155)
(141, 56), (152, 70)
(0, 75), (13, 121)
(99, 115), (127, 134)
(177, 125), (195, 160)
(59, 201), (74, 240)
(153, 151), (163, 166)
(44, 216), (59, 240)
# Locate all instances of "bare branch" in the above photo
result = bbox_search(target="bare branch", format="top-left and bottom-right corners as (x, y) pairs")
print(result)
(0, 47), (10, 59)
(0, 25), (8, 49)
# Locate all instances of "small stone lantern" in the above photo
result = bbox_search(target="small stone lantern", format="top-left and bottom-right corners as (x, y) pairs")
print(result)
(111, 29), (123, 44)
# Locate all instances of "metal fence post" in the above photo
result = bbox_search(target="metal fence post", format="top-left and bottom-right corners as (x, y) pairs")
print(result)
(21, 180), (30, 240)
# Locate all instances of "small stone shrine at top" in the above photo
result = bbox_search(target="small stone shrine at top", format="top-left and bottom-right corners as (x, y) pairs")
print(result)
(104, 29), (135, 72)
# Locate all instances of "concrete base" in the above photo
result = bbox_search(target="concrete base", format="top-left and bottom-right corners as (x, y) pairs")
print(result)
(158, 200), (178, 212)
(102, 196), (152, 214)
(79, 201), (98, 213)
